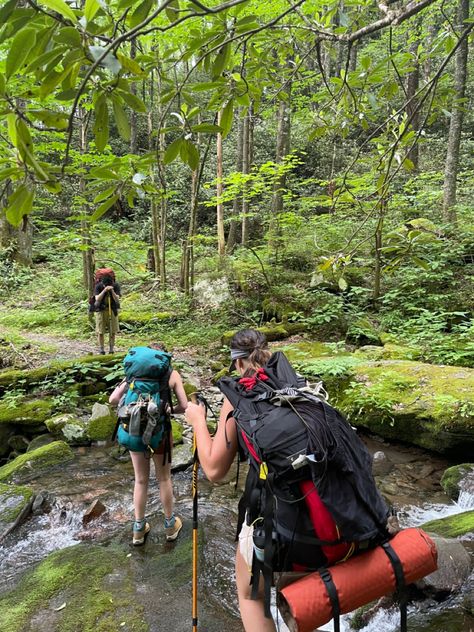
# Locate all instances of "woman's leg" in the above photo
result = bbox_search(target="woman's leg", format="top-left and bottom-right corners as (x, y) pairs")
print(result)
(235, 547), (276, 632)
(153, 455), (173, 519)
(130, 451), (150, 520)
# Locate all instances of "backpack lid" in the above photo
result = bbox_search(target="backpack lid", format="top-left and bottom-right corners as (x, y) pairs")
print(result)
(124, 346), (172, 382)
(95, 268), (115, 283)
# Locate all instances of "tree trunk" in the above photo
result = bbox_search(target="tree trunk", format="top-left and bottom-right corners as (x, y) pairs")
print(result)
(269, 87), (291, 255)
(405, 26), (421, 171)
(129, 39), (138, 154)
(216, 110), (225, 257)
(443, 0), (469, 223)
(182, 169), (199, 295)
(0, 181), (33, 266)
(241, 107), (251, 246)
(79, 107), (95, 295)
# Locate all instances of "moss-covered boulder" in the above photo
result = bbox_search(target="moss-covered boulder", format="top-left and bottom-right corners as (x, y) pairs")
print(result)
(119, 310), (174, 326)
(355, 343), (421, 362)
(421, 510), (474, 539)
(0, 482), (33, 533)
(221, 322), (306, 346)
(46, 414), (89, 444)
(346, 317), (382, 346)
(171, 419), (183, 445)
(88, 403), (115, 441)
(0, 398), (53, 427)
(0, 441), (74, 483)
(27, 434), (55, 452)
(440, 464), (474, 500)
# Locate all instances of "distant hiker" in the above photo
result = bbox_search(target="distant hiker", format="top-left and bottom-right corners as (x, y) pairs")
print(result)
(185, 329), (392, 632)
(91, 267), (121, 355)
(110, 343), (188, 546)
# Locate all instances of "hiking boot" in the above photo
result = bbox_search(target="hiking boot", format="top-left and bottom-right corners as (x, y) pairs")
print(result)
(132, 520), (150, 546)
(99, 349), (105, 355)
(165, 515), (182, 542)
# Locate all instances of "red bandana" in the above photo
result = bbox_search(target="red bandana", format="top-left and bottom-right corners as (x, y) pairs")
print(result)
(239, 368), (269, 391)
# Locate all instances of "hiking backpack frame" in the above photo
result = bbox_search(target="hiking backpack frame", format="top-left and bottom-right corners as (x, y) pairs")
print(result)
(219, 352), (410, 631)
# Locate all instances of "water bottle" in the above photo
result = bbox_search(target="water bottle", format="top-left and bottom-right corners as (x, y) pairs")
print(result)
(253, 527), (265, 563)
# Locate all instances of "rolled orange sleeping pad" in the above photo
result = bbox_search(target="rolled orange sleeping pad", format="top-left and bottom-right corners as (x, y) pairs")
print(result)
(278, 528), (437, 632)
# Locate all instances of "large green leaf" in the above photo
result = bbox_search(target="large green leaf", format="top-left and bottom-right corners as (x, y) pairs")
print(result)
(6, 27), (37, 79)
(93, 94), (109, 151)
(118, 89), (147, 112)
(93, 185), (117, 203)
(129, 0), (153, 28)
(41, 0), (77, 23)
(164, 137), (183, 164)
(5, 184), (35, 228)
(90, 194), (119, 221)
(191, 123), (222, 133)
(211, 43), (231, 79)
(0, 0), (18, 25)
(181, 139), (199, 170)
(24, 48), (65, 75)
(84, 0), (101, 22)
(165, 0), (179, 22)
(54, 26), (81, 47)
(112, 99), (131, 142)
(29, 109), (69, 130)
(220, 99), (234, 139)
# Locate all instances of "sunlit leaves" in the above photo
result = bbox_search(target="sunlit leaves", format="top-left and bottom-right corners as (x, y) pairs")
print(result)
(164, 137), (183, 164)
(6, 28), (37, 78)
(41, 0), (77, 23)
(5, 184), (35, 227)
(84, 0), (101, 23)
(90, 194), (119, 221)
(219, 100), (233, 138)
(129, 0), (153, 28)
(112, 97), (131, 142)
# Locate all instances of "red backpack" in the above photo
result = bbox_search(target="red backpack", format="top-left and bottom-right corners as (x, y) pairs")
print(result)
(88, 268), (116, 312)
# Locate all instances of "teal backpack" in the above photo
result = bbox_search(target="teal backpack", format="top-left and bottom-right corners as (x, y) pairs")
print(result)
(116, 346), (173, 457)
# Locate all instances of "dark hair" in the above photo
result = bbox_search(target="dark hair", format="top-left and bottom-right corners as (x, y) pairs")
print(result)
(149, 342), (168, 352)
(101, 276), (113, 286)
(230, 329), (271, 375)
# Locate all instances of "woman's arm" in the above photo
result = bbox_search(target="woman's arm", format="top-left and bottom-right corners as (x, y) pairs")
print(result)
(169, 370), (188, 414)
(185, 397), (238, 482)
(109, 380), (127, 406)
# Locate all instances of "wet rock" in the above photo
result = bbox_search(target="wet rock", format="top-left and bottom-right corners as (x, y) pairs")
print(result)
(82, 499), (107, 525)
(0, 398), (53, 427)
(27, 434), (55, 452)
(416, 536), (472, 593)
(372, 451), (393, 476)
(45, 414), (89, 445)
(441, 463), (474, 500)
(422, 509), (474, 539)
(0, 441), (74, 484)
(0, 482), (33, 534)
(108, 445), (130, 462)
(88, 403), (115, 441)
(31, 491), (53, 515)
(0, 424), (14, 457)
(171, 443), (194, 471)
(7, 435), (29, 452)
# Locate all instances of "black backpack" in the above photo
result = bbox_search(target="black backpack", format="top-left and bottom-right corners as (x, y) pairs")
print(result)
(218, 352), (390, 618)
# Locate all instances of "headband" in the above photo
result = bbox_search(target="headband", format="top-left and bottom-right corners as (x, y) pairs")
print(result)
(230, 348), (251, 360)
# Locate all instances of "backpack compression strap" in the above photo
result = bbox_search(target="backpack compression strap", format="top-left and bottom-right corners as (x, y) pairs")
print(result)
(381, 541), (408, 632)
(318, 569), (340, 632)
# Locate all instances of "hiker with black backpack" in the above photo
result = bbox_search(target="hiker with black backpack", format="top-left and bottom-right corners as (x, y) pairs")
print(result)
(185, 328), (397, 632)
(110, 343), (188, 546)
(91, 267), (121, 355)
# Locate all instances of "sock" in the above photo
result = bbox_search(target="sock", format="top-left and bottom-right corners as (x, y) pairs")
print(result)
(133, 518), (146, 531)
(164, 514), (175, 529)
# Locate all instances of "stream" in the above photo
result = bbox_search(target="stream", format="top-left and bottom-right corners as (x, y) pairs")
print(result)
(1, 432), (473, 631)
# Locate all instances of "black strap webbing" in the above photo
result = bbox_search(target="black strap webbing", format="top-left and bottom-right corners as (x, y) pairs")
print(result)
(319, 569), (340, 632)
(382, 541), (408, 632)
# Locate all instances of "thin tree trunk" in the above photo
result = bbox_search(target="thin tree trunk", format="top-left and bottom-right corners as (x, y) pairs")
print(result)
(373, 198), (386, 305)
(79, 108), (95, 295)
(443, 0), (469, 223)
(216, 110), (225, 257)
(226, 112), (242, 251)
(129, 38), (138, 154)
(406, 25), (421, 171)
(241, 108), (251, 246)
(182, 169), (199, 295)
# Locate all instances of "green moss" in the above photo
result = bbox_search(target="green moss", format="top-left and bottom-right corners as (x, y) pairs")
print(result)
(421, 510), (474, 538)
(183, 382), (199, 398)
(120, 311), (174, 326)
(0, 482), (33, 524)
(0, 440), (74, 483)
(171, 419), (183, 444)
(212, 367), (229, 383)
(221, 322), (308, 346)
(440, 464), (474, 500)
(0, 543), (148, 632)
(0, 398), (53, 426)
(88, 413), (116, 442)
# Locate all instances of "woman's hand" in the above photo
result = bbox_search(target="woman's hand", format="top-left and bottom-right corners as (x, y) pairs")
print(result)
(185, 401), (207, 428)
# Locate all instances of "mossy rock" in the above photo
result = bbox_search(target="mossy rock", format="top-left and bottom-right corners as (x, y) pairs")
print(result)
(221, 322), (306, 347)
(183, 382), (199, 398)
(421, 510), (474, 538)
(338, 360), (474, 456)
(440, 463), (474, 500)
(46, 414), (89, 445)
(27, 434), (55, 452)
(0, 441), (74, 483)
(88, 403), (115, 441)
(212, 367), (229, 384)
(0, 398), (53, 427)
(346, 318), (382, 346)
(0, 482), (33, 531)
(354, 344), (420, 361)
(119, 311), (174, 326)
(0, 543), (148, 632)
(171, 419), (183, 445)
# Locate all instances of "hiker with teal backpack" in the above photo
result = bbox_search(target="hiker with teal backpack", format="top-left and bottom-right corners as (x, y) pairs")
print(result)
(186, 329), (398, 632)
(110, 343), (188, 546)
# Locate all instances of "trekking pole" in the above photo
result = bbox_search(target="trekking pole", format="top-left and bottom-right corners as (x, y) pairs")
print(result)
(107, 292), (112, 352)
(190, 392), (203, 632)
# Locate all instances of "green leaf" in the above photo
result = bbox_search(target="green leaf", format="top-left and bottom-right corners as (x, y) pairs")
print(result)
(129, 0), (153, 28)
(90, 194), (119, 221)
(15, 118), (34, 162)
(191, 123), (222, 133)
(88, 166), (120, 179)
(29, 109), (69, 129)
(93, 185), (117, 203)
(164, 137), (183, 164)
(24, 48), (65, 75)
(165, 0), (179, 21)
(211, 43), (231, 79)
(116, 53), (143, 75)
(41, 0), (77, 22)
(220, 100), (233, 139)
(6, 28), (37, 79)
(5, 184), (35, 227)
(181, 139), (199, 170)
(0, 0), (18, 25)
(338, 277), (348, 291)
(84, 0), (101, 22)
(93, 94), (109, 151)
(54, 26), (81, 47)
(118, 90), (147, 112)
(112, 99), (131, 142)
(412, 257), (430, 271)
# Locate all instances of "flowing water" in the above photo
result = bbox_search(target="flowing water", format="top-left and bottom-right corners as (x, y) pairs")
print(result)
(1, 436), (473, 631)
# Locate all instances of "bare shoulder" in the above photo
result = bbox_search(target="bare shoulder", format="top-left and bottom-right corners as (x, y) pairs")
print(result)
(168, 369), (183, 388)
